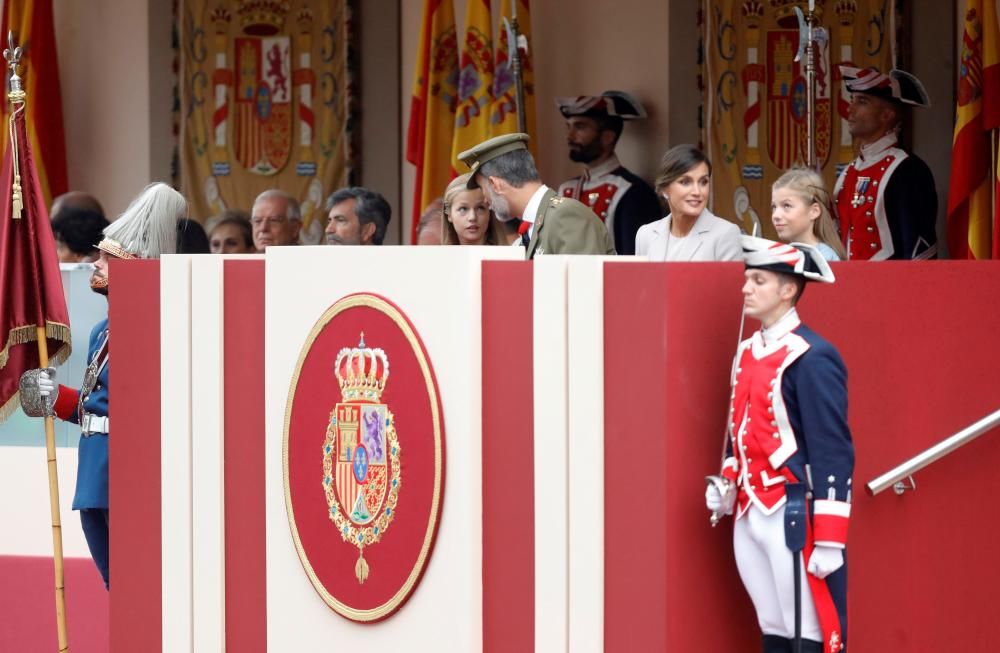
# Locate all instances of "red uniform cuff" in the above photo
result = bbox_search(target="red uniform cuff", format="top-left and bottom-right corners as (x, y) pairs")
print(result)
(53, 385), (79, 422)
(721, 456), (739, 483)
(813, 499), (850, 546)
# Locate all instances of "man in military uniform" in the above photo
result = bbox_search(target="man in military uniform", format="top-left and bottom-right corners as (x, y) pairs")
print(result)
(833, 66), (937, 260)
(706, 236), (854, 653)
(458, 132), (615, 259)
(556, 91), (661, 255)
(19, 182), (186, 589)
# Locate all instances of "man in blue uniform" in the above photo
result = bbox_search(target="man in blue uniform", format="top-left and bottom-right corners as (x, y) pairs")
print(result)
(19, 182), (186, 588)
(706, 236), (854, 653)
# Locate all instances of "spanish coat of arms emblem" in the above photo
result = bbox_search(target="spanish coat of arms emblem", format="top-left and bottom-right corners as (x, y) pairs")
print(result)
(322, 333), (401, 583)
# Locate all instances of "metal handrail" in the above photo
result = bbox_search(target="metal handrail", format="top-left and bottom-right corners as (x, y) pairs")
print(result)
(866, 407), (1000, 496)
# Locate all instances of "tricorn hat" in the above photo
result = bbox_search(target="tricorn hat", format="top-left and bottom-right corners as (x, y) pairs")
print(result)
(742, 236), (835, 284)
(555, 90), (647, 120)
(839, 65), (930, 108)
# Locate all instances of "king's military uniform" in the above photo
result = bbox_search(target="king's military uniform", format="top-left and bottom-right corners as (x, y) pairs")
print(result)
(458, 132), (614, 259)
(526, 190), (615, 259)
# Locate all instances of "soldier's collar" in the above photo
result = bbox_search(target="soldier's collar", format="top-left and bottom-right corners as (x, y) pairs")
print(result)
(522, 184), (551, 225)
(858, 132), (899, 162)
(760, 308), (801, 345)
(585, 154), (621, 180)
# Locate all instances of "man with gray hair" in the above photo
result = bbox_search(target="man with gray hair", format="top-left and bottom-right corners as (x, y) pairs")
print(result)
(251, 189), (302, 251)
(325, 186), (392, 246)
(458, 132), (614, 258)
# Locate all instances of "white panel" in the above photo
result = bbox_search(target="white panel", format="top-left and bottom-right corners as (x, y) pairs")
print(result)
(265, 245), (520, 651)
(566, 257), (612, 652)
(0, 446), (89, 556)
(160, 255), (193, 653)
(190, 256), (226, 652)
(533, 256), (570, 653)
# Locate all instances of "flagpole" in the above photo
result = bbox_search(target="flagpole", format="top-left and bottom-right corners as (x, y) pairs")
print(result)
(37, 327), (70, 653)
(4, 33), (70, 653)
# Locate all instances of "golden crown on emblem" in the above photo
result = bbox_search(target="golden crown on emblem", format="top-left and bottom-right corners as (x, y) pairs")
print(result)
(237, 0), (290, 36)
(335, 334), (390, 402)
(742, 0), (765, 27)
(769, 0), (825, 26)
(834, 0), (857, 24)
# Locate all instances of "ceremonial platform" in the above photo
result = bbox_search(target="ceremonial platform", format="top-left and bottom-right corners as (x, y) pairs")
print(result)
(2, 249), (999, 651)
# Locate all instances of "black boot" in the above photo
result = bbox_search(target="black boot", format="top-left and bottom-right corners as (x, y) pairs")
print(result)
(762, 635), (792, 653)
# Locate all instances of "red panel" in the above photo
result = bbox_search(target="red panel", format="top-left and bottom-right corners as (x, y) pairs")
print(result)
(0, 556), (108, 652)
(604, 262), (757, 652)
(109, 259), (161, 652)
(605, 261), (1000, 651)
(810, 262), (1000, 651)
(482, 261), (534, 652)
(223, 260), (267, 651)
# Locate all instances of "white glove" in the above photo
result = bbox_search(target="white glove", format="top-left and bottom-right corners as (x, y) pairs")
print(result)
(37, 369), (55, 397)
(705, 479), (736, 515)
(807, 545), (844, 579)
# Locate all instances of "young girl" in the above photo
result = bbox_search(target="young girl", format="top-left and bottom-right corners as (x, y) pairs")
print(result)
(771, 168), (847, 261)
(442, 173), (506, 246)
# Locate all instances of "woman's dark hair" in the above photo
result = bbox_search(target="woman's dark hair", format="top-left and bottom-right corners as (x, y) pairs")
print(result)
(50, 208), (108, 256)
(176, 218), (210, 254)
(654, 144), (713, 194)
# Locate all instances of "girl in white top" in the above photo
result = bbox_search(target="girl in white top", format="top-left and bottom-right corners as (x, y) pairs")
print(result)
(770, 168), (847, 262)
(634, 144), (742, 262)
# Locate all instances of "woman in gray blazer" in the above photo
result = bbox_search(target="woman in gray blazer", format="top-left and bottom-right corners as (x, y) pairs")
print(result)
(635, 145), (743, 262)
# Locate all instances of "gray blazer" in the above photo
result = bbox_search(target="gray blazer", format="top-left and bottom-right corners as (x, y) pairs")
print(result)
(634, 208), (743, 262)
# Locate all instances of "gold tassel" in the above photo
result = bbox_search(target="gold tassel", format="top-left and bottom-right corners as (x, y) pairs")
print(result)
(11, 173), (22, 219)
(355, 548), (369, 584)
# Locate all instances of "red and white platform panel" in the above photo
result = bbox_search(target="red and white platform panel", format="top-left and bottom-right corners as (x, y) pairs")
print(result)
(93, 253), (1000, 652)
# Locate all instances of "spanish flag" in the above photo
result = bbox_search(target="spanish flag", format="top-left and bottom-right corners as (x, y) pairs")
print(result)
(451, 0), (495, 174)
(406, 0), (459, 244)
(947, 0), (1000, 259)
(0, 0), (67, 209)
(491, 0), (537, 159)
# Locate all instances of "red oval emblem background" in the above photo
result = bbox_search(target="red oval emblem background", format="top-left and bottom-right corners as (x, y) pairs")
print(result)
(283, 293), (445, 622)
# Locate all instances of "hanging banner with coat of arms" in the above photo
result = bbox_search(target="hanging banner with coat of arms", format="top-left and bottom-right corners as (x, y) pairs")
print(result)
(703, 0), (897, 238)
(179, 0), (357, 244)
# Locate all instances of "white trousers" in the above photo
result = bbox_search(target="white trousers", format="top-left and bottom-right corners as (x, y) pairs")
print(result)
(733, 503), (822, 641)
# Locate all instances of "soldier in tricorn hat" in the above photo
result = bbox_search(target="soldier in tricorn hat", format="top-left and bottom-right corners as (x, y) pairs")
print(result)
(706, 236), (854, 653)
(832, 66), (937, 260)
(555, 90), (661, 255)
(458, 132), (615, 259)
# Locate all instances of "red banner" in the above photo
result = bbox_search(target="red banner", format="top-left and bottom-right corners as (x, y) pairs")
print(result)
(0, 102), (71, 421)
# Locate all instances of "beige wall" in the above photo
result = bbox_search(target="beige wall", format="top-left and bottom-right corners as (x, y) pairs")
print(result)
(49, 1), (959, 246)
(54, 0), (173, 218)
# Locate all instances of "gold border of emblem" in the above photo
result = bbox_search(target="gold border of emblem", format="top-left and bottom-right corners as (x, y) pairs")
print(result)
(283, 293), (444, 622)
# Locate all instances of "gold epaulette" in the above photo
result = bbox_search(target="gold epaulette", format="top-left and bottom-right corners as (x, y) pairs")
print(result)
(549, 196), (565, 206)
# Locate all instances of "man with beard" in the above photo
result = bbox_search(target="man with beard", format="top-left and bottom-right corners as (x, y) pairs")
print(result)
(19, 182), (186, 589)
(458, 132), (614, 259)
(556, 91), (661, 255)
(324, 186), (392, 246)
